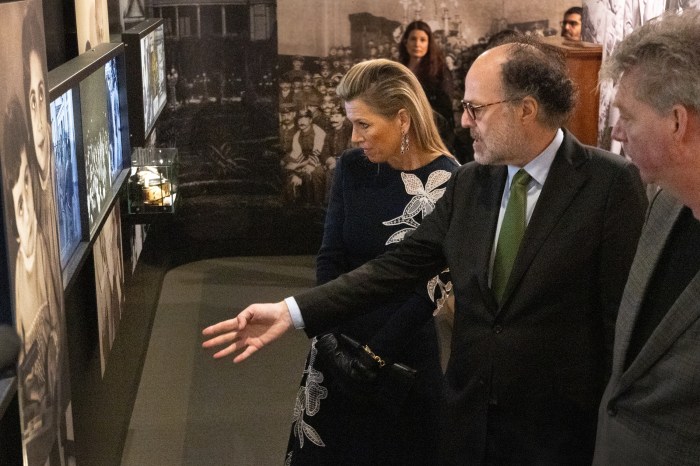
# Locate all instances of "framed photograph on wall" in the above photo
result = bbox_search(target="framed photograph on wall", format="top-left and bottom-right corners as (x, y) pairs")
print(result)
(92, 202), (124, 376)
(122, 18), (167, 147)
(49, 89), (82, 269)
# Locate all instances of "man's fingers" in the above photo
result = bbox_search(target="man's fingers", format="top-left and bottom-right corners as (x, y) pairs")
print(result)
(202, 318), (239, 336)
(212, 342), (240, 359)
(202, 312), (251, 337)
(233, 344), (259, 363)
(201, 331), (238, 349)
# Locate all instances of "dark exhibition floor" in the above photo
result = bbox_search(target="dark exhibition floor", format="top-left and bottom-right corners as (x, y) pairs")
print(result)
(120, 256), (314, 465)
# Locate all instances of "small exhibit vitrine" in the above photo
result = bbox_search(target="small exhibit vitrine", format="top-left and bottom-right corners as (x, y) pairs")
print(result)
(127, 147), (178, 215)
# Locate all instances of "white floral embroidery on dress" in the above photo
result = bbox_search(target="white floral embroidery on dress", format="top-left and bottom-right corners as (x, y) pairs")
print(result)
(382, 170), (452, 244)
(381, 170), (453, 308)
(291, 168), (453, 452)
(291, 338), (327, 448)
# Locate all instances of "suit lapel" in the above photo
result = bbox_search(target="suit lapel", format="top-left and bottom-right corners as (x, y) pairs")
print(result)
(615, 192), (697, 391)
(475, 165), (507, 306)
(620, 273), (700, 391)
(498, 133), (588, 307)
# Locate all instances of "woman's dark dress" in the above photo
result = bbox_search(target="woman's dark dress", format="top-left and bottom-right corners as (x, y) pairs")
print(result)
(285, 148), (459, 465)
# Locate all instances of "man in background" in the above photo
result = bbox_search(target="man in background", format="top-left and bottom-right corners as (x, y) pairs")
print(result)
(594, 10), (700, 464)
(561, 6), (583, 41)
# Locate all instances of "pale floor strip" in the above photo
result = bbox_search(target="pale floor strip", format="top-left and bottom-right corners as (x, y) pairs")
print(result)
(120, 256), (314, 466)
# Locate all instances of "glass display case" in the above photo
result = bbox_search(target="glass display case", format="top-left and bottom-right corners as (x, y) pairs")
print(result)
(128, 147), (178, 214)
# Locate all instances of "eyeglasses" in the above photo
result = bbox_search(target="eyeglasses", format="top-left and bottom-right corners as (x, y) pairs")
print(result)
(461, 99), (516, 121)
(560, 20), (580, 27)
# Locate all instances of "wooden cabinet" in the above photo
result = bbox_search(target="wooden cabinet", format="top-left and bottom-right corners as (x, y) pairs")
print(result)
(543, 37), (603, 146)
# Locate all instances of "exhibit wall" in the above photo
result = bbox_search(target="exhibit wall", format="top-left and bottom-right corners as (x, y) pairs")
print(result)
(583, 0), (699, 150)
(0, 2), (74, 465)
(108, 0), (582, 255)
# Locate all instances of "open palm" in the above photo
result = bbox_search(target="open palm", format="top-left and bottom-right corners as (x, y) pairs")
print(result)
(201, 301), (293, 363)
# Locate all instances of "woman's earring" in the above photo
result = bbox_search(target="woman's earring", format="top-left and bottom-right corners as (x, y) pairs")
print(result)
(400, 132), (409, 155)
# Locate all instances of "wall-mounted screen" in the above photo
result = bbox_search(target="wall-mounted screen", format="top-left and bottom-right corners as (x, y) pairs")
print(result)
(80, 66), (111, 233)
(49, 41), (128, 270)
(140, 24), (166, 138)
(122, 19), (166, 147)
(50, 89), (82, 268)
(105, 57), (123, 182)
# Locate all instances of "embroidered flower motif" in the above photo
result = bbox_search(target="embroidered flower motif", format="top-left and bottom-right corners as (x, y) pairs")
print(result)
(383, 170), (453, 306)
(382, 170), (452, 244)
(290, 338), (327, 449)
(428, 268), (453, 311)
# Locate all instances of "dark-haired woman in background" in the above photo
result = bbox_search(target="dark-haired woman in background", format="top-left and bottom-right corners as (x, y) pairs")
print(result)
(398, 20), (455, 151)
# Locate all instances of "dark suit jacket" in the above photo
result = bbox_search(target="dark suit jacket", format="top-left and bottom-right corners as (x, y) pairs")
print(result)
(593, 190), (700, 465)
(296, 130), (647, 464)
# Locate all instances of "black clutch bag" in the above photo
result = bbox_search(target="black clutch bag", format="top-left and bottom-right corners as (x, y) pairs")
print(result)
(315, 333), (417, 415)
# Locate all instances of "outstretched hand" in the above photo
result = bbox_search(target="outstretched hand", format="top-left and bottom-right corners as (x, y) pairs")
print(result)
(201, 301), (293, 363)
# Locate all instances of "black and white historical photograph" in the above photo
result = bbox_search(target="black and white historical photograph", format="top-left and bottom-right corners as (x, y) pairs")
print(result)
(583, 0), (699, 150)
(109, 0), (145, 34)
(140, 23), (167, 138)
(274, 0), (569, 207)
(50, 89), (82, 268)
(128, 223), (147, 274)
(80, 66), (112, 233)
(75, 0), (110, 53)
(0, 2), (74, 464)
(105, 57), (124, 182)
(93, 202), (125, 376)
(142, 0), (282, 250)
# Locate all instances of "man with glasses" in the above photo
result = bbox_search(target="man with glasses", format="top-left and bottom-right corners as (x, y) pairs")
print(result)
(561, 6), (583, 41)
(203, 40), (647, 464)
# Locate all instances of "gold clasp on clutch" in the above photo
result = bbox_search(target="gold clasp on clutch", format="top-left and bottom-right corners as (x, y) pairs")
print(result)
(362, 344), (386, 368)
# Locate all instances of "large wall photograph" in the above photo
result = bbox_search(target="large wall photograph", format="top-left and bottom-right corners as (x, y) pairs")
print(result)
(143, 0), (283, 250)
(274, 0), (572, 207)
(50, 89), (82, 268)
(0, 2), (74, 464)
(80, 65), (112, 234)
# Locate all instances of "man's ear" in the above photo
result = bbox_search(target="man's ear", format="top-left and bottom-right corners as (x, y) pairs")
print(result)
(670, 104), (688, 142)
(519, 96), (538, 124)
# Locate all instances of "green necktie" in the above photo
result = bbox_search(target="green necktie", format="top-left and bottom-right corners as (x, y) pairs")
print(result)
(492, 169), (531, 303)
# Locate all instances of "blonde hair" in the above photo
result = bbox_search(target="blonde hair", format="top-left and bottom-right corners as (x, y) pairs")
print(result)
(336, 59), (451, 156)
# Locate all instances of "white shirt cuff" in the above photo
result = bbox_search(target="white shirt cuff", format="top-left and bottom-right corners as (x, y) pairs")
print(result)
(284, 296), (305, 329)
